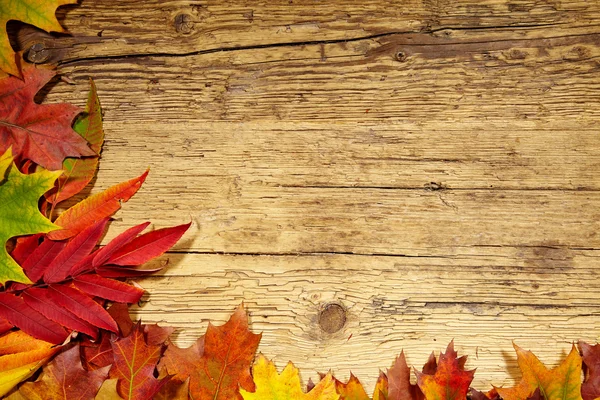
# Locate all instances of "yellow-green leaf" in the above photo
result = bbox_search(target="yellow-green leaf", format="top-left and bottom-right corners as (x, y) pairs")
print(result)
(0, 148), (60, 284)
(240, 354), (340, 400)
(0, 0), (77, 76)
(496, 344), (583, 400)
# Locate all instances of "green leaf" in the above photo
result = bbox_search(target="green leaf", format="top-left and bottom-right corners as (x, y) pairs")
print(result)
(0, 148), (60, 285)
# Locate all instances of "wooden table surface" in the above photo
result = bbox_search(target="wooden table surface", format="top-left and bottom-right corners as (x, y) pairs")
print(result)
(22, 0), (600, 393)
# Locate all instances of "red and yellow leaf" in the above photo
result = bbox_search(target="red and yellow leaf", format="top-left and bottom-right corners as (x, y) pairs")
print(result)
(335, 374), (370, 400)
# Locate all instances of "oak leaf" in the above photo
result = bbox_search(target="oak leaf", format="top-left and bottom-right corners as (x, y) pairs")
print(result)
(159, 304), (261, 400)
(109, 323), (168, 400)
(495, 344), (583, 400)
(240, 354), (340, 400)
(0, 63), (94, 170)
(17, 344), (110, 400)
(0, 0), (77, 76)
(0, 330), (60, 397)
(0, 148), (60, 285)
(416, 341), (474, 400)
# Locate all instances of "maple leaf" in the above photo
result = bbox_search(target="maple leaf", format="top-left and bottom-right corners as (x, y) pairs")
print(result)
(159, 304), (261, 399)
(416, 341), (474, 400)
(0, 62), (94, 170)
(496, 344), (583, 400)
(0, 0), (77, 76)
(373, 372), (389, 400)
(0, 148), (60, 285)
(335, 374), (370, 400)
(240, 354), (339, 400)
(18, 344), (110, 400)
(94, 379), (124, 400)
(47, 170), (149, 240)
(579, 341), (600, 400)
(388, 351), (426, 400)
(0, 330), (60, 397)
(46, 78), (104, 207)
(154, 378), (190, 400)
(109, 323), (168, 400)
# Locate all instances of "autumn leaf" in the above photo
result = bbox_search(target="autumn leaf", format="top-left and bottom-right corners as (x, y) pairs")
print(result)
(109, 323), (168, 400)
(0, 330), (60, 397)
(94, 379), (124, 400)
(18, 344), (110, 400)
(335, 374), (370, 400)
(154, 378), (190, 400)
(579, 341), (600, 400)
(496, 344), (583, 400)
(47, 170), (149, 240)
(159, 304), (261, 399)
(416, 341), (474, 400)
(0, 148), (60, 285)
(373, 372), (389, 400)
(240, 354), (339, 400)
(0, 0), (77, 76)
(47, 78), (104, 206)
(388, 351), (426, 400)
(0, 62), (94, 170)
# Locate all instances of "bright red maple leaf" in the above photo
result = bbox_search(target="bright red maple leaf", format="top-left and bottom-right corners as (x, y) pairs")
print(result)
(0, 62), (95, 170)
(159, 304), (262, 400)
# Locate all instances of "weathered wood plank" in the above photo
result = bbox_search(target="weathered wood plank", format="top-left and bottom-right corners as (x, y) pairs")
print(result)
(131, 251), (600, 393)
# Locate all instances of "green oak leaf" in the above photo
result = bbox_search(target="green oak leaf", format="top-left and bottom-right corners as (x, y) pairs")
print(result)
(0, 148), (61, 285)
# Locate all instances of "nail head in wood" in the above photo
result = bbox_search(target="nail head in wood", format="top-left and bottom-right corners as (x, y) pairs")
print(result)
(318, 303), (346, 333)
(26, 43), (50, 64)
(174, 13), (194, 34)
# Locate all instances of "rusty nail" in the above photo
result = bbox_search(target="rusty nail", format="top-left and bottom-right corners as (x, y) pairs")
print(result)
(26, 43), (50, 64)
(174, 13), (193, 34)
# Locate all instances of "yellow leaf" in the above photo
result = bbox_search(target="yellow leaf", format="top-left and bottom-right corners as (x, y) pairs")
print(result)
(240, 354), (340, 400)
(0, 331), (59, 397)
(496, 344), (583, 400)
(0, 0), (77, 76)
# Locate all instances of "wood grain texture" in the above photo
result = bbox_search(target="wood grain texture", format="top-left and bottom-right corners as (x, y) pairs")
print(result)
(24, 0), (600, 394)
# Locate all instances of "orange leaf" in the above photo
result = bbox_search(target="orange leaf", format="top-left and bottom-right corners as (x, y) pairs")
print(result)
(373, 372), (389, 400)
(335, 374), (370, 400)
(495, 344), (583, 400)
(416, 341), (474, 400)
(159, 304), (261, 400)
(48, 170), (148, 240)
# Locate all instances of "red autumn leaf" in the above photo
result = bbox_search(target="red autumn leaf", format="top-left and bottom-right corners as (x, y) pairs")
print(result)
(0, 292), (67, 344)
(0, 315), (12, 334)
(95, 265), (164, 278)
(388, 351), (425, 400)
(107, 222), (191, 266)
(22, 287), (98, 338)
(10, 234), (42, 265)
(43, 218), (109, 283)
(17, 344), (110, 400)
(159, 304), (261, 399)
(46, 284), (118, 333)
(21, 238), (66, 282)
(72, 274), (144, 303)
(92, 222), (150, 268)
(81, 332), (114, 371)
(47, 78), (105, 205)
(416, 341), (474, 400)
(0, 63), (94, 170)
(154, 378), (190, 400)
(580, 341), (600, 400)
(110, 323), (168, 400)
(48, 170), (149, 240)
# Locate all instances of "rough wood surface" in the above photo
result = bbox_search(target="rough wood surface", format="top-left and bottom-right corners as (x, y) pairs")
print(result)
(20, 0), (600, 393)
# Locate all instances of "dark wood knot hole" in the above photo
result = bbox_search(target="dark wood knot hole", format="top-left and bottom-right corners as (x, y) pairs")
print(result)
(318, 303), (346, 334)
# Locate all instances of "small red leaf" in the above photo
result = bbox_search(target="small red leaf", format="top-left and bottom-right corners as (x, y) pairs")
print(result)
(108, 222), (191, 266)
(73, 274), (144, 303)
(0, 316), (12, 334)
(10, 234), (42, 265)
(96, 265), (163, 278)
(21, 239), (66, 283)
(47, 284), (118, 332)
(22, 287), (98, 339)
(0, 292), (67, 344)
(93, 222), (151, 267)
(44, 218), (109, 283)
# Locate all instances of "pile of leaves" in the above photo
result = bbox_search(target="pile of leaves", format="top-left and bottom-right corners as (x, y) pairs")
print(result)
(0, 2), (599, 400)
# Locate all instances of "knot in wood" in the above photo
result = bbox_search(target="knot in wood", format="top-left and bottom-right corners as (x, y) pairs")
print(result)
(318, 303), (346, 333)
(395, 51), (408, 62)
(174, 13), (194, 34)
(26, 43), (50, 64)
